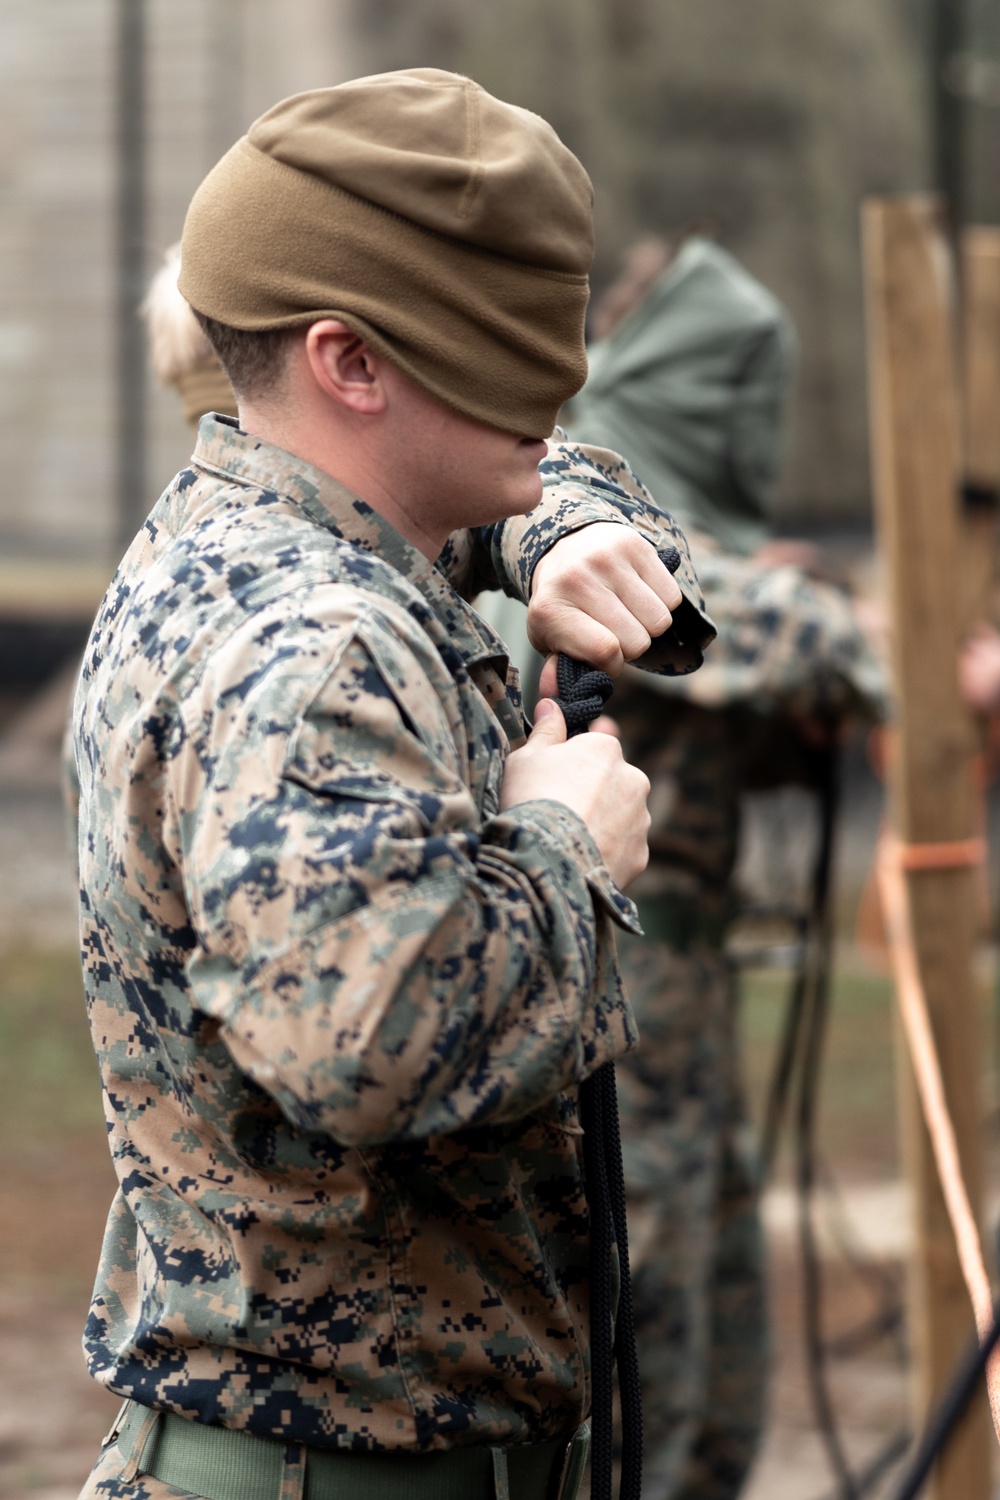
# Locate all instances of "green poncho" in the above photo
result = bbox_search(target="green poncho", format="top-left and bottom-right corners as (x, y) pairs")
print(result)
(567, 237), (795, 556)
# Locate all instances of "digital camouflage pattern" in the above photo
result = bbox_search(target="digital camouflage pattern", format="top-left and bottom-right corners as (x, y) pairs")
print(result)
(625, 536), (887, 722)
(561, 239), (887, 1500)
(475, 519), (886, 1500)
(609, 695), (766, 1500)
(70, 417), (713, 1454)
(81, 1438), (198, 1500)
(607, 553), (884, 1500)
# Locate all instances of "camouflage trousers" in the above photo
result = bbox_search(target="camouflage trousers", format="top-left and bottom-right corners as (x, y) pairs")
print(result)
(612, 684), (767, 1500)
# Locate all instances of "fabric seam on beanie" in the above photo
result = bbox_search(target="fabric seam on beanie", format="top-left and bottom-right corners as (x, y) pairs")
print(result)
(235, 138), (588, 284)
(455, 79), (484, 224)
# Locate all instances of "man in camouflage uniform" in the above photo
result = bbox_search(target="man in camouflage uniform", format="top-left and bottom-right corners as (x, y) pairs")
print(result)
(72, 72), (715, 1500)
(566, 236), (886, 1500)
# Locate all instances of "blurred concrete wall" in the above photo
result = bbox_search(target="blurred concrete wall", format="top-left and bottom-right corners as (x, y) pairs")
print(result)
(349, 0), (932, 528)
(0, 0), (357, 565)
(0, 0), (939, 565)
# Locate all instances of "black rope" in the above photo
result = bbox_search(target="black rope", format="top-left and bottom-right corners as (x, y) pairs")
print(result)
(753, 741), (1000, 1500)
(580, 1065), (618, 1499)
(792, 745), (861, 1500)
(554, 654), (614, 736)
(890, 1301), (1000, 1500)
(746, 735), (870, 1495)
(809, 1429), (912, 1500)
(760, 927), (812, 1178)
(551, 566), (1000, 1500)
(556, 652), (642, 1500)
(602, 1060), (644, 1492)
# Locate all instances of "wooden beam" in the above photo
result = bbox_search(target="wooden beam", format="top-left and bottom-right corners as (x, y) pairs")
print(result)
(963, 227), (1000, 492)
(863, 197), (990, 1499)
(961, 227), (1000, 629)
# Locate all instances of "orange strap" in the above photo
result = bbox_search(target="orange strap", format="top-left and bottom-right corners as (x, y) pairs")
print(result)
(876, 835), (1000, 1446)
(895, 837), (986, 871)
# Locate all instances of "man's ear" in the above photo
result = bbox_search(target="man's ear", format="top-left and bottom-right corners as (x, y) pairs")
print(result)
(304, 319), (388, 415)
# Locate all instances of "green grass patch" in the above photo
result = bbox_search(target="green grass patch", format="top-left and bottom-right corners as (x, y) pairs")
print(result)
(739, 962), (901, 1179)
(0, 946), (104, 1146)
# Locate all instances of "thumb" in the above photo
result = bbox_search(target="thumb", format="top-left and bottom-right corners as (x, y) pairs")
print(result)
(528, 697), (567, 745)
(538, 653), (559, 702)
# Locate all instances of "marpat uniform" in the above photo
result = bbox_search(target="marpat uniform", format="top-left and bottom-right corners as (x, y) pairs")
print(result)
(568, 237), (885, 1500)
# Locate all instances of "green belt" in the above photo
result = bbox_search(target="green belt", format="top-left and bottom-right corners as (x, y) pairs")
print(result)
(111, 1398), (590, 1500)
(633, 893), (729, 951)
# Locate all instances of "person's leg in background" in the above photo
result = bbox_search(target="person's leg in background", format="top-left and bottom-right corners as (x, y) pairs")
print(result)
(612, 688), (766, 1500)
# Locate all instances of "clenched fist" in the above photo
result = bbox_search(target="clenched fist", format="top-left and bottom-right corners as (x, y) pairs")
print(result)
(527, 522), (683, 677)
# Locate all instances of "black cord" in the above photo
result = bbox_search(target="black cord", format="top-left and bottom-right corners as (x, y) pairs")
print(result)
(761, 933), (812, 1178)
(890, 1303), (1000, 1500)
(554, 654), (614, 735)
(793, 744), (860, 1499)
(557, 653), (642, 1500)
(555, 614), (1000, 1499)
(601, 1058), (644, 1497)
(757, 743), (1000, 1500)
(580, 1067), (617, 1499)
(809, 1429), (912, 1500)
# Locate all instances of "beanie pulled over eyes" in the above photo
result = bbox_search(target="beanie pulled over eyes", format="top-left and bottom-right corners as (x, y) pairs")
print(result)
(178, 68), (594, 438)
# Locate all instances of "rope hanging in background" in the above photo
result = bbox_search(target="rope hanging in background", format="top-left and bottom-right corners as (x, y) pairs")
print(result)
(555, 652), (641, 1500)
(876, 834), (1000, 1448)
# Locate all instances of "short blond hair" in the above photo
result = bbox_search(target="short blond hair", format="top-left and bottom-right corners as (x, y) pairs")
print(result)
(141, 243), (238, 426)
(141, 243), (217, 385)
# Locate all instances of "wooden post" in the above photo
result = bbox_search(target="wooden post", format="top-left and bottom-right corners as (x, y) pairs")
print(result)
(961, 228), (1000, 628)
(863, 197), (991, 1498)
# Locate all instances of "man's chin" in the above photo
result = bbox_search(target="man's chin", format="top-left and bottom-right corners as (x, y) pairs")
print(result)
(513, 478), (544, 515)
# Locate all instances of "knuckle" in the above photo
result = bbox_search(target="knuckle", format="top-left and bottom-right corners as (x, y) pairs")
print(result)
(526, 595), (558, 629)
(589, 636), (620, 669)
(563, 560), (596, 593)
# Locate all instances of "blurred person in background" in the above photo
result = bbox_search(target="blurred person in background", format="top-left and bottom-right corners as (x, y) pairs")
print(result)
(142, 243), (238, 427)
(564, 235), (886, 1500)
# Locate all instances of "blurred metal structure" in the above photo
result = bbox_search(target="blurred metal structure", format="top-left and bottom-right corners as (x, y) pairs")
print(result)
(207, 0), (246, 164)
(116, 0), (147, 550)
(931, 0), (968, 229)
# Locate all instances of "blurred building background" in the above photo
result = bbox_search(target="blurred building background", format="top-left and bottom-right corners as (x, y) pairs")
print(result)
(3, 0), (995, 577)
(2, 5), (1000, 1498)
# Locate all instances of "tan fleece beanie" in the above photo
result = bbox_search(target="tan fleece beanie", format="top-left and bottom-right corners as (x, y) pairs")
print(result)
(178, 68), (594, 438)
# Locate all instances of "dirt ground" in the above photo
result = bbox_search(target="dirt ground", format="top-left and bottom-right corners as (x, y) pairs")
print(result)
(0, 941), (120, 1499)
(0, 707), (990, 1500)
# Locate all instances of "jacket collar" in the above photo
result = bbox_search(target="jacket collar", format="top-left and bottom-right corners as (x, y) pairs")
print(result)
(191, 415), (510, 673)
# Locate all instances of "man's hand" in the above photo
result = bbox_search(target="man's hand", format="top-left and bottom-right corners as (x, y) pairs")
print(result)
(960, 624), (1000, 714)
(499, 698), (650, 889)
(527, 522), (683, 677)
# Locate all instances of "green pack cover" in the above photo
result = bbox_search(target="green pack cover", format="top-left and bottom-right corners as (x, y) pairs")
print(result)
(568, 237), (795, 558)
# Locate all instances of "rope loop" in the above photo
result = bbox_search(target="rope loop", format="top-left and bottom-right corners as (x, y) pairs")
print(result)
(553, 655), (614, 736)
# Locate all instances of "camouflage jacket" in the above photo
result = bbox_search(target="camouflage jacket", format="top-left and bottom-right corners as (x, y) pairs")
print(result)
(71, 417), (712, 1452)
(628, 533), (887, 721)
